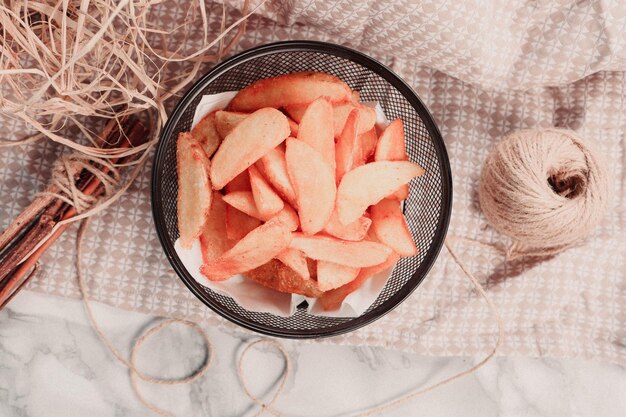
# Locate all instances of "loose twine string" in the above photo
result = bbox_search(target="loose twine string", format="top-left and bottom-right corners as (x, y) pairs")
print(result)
(74, 213), (503, 417)
(77, 219), (214, 416)
(68, 128), (611, 416)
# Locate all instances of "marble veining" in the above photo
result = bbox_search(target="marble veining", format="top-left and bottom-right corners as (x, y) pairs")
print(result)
(0, 291), (624, 417)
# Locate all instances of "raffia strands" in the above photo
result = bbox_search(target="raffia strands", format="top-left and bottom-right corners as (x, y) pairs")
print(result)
(0, 0), (257, 156)
(0, 0), (261, 260)
(479, 128), (611, 259)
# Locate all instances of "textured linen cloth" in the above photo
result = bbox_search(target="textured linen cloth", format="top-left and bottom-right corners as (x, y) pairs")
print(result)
(1, 0), (625, 363)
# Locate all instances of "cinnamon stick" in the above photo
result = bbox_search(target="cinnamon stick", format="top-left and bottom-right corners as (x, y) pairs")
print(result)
(0, 115), (131, 254)
(0, 200), (63, 283)
(0, 117), (136, 282)
(0, 117), (147, 307)
(0, 195), (51, 256)
(0, 187), (105, 309)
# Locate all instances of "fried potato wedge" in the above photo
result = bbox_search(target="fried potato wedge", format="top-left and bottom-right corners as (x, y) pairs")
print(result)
(274, 203), (300, 231)
(225, 170), (251, 192)
(319, 251), (400, 310)
(244, 259), (323, 298)
(289, 233), (391, 267)
(275, 247), (310, 280)
(355, 128), (379, 166)
(223, 191), (265, 221)
(287, 116), (299, 137)
(285, 138), (336, 235)
(199, 192), (232, 263)
(323, 210), (371, 241)
(286, 102), (375, 138)
(316, 261), (360, 291)
(297, 98), (336, 171)
(375, 119), (409, 199)
(200, 217), (292, 281)
(283, 103), (307, 123)
(223, 171), (257, 240)
(256, 147), (297, 207)
(332, 102), (376, 137)
(336, 161), (424, 225)
(248, 165), (284, 220)
(177, 132), (212, 248)
(214, 110), (249, 138)
(392, 183), (410, 200)
(225, 206), (261, 241)
(191, 111), (221, 158)
(229, 72), (352, 112)
(210, 108), (290, 189)
(375, 119), (407, 161)
(370, 198), (417, 257)
(335, 109), (360, 183)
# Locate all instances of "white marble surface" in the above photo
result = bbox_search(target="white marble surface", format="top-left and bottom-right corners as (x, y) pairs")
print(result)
(1, 291), (625, 417)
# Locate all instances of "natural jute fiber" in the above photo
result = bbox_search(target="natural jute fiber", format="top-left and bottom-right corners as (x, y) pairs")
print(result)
(479, 128), (610, 259)
(0, 0), (259, 153)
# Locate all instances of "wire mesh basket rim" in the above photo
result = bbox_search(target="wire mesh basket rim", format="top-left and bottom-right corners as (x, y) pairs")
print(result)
(151, 40), (453, 339)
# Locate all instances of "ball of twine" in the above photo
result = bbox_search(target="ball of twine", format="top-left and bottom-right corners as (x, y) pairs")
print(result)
(479, 128), (610, 259)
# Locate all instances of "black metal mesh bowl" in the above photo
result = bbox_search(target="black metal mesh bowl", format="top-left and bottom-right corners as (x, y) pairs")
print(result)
(152, 41), (452, 338)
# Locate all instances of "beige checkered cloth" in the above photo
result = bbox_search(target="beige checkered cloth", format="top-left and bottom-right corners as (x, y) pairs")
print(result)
(1, 0), (625, 363)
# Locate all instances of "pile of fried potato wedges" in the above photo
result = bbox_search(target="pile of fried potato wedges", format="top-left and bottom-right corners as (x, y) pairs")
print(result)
(176, 72), (424, 310)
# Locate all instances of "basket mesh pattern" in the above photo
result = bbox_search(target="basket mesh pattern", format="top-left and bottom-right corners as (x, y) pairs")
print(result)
(153, 44), (451, 337)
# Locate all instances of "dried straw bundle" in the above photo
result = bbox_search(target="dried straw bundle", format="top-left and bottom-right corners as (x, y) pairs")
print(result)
(0, 0), (254, 155)
(0, 0), (258, 303)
